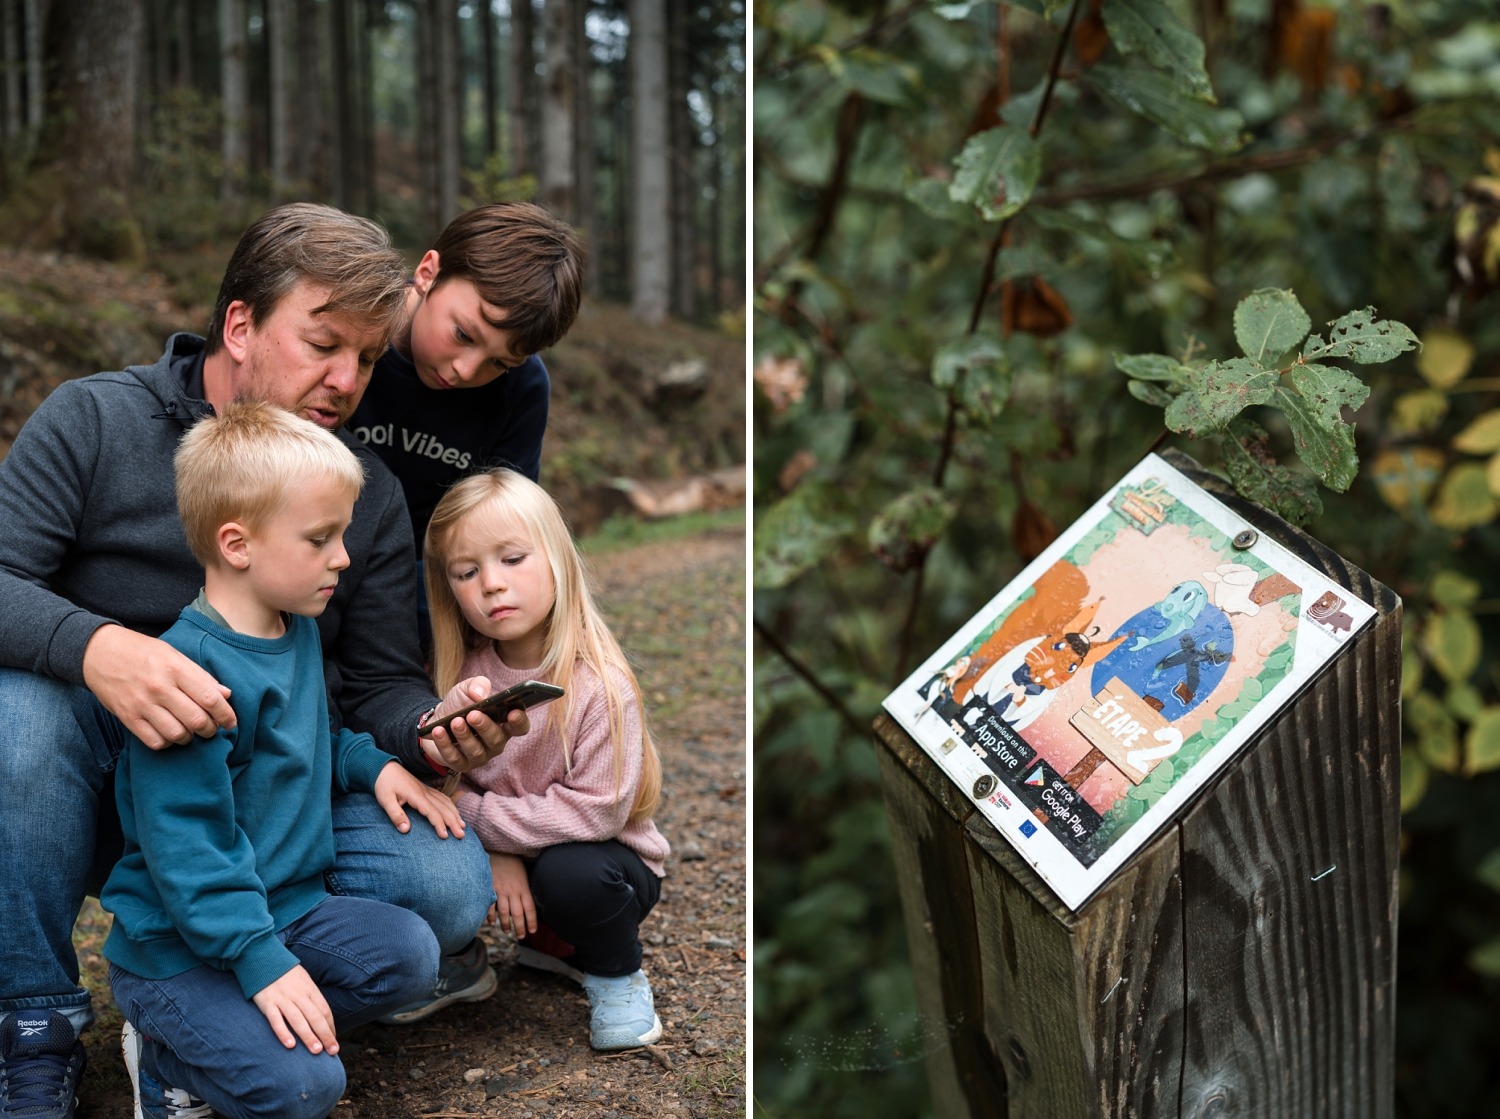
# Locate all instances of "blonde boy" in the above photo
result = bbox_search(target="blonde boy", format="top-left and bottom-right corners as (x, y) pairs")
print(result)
(102, 402), (464, 1119)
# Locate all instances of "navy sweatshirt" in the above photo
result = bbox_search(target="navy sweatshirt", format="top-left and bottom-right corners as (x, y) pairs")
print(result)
(348, 344), (549, 547)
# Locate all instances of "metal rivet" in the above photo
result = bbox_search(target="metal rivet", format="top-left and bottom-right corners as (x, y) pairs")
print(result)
(1232, 529), (1258, 549)
(973, 774), (997, 799)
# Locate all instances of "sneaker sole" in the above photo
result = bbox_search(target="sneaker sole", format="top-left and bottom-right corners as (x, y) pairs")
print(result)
(515, 944), (585, 985)
(591, 1012), (664, 1051)
(122, 1020), (146, 1119)
(378, 964), (499, 1025)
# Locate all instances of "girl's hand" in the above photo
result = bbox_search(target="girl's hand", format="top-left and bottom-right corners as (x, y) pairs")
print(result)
(487, 852), (536, 937)
(373, 761), (466, 839)
(420, 678), (531, 774)
(251, 965), (339, 1054)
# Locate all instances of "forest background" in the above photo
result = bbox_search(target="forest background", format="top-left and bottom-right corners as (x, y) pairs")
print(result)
(752, 1), (1500, 1118)
(0, 0), (747, 521)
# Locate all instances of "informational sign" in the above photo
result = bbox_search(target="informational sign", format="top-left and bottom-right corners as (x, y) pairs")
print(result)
(881, 454), (1375, 911)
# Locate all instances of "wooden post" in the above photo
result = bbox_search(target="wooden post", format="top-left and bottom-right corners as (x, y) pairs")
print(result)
(875, 450), (1401, 1118)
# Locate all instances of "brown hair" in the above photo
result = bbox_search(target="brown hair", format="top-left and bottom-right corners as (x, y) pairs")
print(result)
(429, 203), (585, 357)
(204, 203), (408, 356)
(174, 401), (365, 566)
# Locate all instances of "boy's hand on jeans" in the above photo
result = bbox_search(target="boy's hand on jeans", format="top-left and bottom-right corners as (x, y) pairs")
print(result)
(419, 678), (531, 774)
(252, 964), (339, 1055)
(374, 761), (467, 839)
(487, 852), (537, 937)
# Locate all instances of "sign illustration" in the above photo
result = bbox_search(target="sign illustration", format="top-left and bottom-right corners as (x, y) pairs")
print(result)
(883, 455), (1375, 910)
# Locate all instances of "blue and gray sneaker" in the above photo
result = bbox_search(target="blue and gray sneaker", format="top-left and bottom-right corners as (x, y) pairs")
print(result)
(377, 936), (498, 1025)
(121, 1021), (211, 1119)
(0, 1009), (86, 1118)
(580, 970), (663, 1051)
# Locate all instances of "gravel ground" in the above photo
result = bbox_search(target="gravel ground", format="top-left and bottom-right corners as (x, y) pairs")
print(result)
(71, 523), (747, 1117)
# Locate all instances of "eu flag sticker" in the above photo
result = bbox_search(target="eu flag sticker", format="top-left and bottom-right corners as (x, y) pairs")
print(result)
(1019, 820), (1037, 838)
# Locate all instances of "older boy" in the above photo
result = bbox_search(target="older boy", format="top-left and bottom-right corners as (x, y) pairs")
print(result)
(106, 402), (458, 1119)
(348, 201), (585, 545)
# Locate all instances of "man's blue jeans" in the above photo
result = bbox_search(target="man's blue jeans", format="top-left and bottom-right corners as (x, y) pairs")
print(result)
(0, 668), (492, 1033)
(110, 895), (437, 1119)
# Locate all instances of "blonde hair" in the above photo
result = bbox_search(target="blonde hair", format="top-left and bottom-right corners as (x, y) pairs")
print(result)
(424, 469), (660, 824)
(174, 400), (366, 566)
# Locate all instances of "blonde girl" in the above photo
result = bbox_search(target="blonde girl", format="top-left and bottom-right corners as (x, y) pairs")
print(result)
(423, 468), (668, 1051)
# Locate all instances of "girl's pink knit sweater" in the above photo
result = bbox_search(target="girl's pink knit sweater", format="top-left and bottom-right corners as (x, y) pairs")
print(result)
(450, 646), (669, 877)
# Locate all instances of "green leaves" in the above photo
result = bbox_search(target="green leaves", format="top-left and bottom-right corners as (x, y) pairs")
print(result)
(868, 487), (957, 573)
(1304, 307), (1422, 366)
(1221, 419), (1323, 525)
(1102, 0), (1213, 101)
(1120, 289), (1417, 500)
(949, 126), (1042, 222)
(754, 482), (854, 590)
(1234, 289), (1310, 363)
(1164, 358), (1277, 436)
(1086, 65), (1245, 153)
(818, 46), (920, 106)
(931, 334), (1011, 426)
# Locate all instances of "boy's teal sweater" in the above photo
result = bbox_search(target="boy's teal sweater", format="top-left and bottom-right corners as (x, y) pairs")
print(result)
(102, 606), (396, 999)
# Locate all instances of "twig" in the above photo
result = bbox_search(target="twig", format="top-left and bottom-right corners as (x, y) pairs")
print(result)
(896, 0), (1084, 680)
(1031, 0), (1084, 140)
(519, 1077), (569, 1097)
(1032, 115), (1416, 208)
(753, 617), (868, 737)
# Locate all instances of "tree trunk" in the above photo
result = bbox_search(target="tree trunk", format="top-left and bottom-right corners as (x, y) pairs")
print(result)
(540, 0), (576, 223)
(707, 78), (722, 312)
(414, 0), (440, 235)
(510, 0), (535, 179)
(23, 0), (43, 138)
(573, 0), (599, 296)
(329, 0), (359, 211)
(147, 0), (169, 99)
(0, 0), (146, 260)
(434, 0), (461, 226)
(296, 0), (327, 195)
(480, 0), (497, 161)
(267, 0), (295, 199)
(628, 0), (669, 323)
(220, 0), (248, 212)
(175, 0), (194, 89)
(3, 0), (20, 143)
(666, 1), (695, 320)
(610, 35), (629, 299)
(355, 0), (374, 214)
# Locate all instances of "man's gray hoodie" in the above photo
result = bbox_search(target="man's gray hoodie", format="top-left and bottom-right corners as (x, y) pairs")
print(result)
(0, 333), (436, 770)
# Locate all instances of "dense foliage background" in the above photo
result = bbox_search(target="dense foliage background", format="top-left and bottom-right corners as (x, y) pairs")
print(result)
(751, 1), (1500, 1116)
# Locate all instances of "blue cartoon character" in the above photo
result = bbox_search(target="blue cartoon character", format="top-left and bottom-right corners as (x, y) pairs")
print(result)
(1090, 581), (1234, 715)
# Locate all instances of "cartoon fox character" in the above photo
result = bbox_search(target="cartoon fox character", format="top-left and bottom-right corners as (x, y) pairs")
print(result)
(949, 560), (1129, 707)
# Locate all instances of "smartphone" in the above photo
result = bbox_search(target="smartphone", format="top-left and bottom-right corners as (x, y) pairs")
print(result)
(419, 680), (564, 737)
